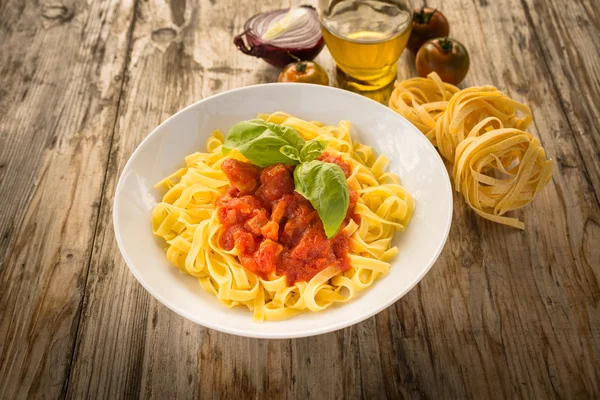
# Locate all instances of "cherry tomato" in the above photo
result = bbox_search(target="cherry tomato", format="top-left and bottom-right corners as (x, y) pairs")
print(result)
(278, 60), (329, 85)
(416, 37), (470, 85)
(407, 7), (450, 53)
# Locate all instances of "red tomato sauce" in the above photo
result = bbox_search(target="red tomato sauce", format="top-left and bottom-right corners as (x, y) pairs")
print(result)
(216, 154), (357, 285)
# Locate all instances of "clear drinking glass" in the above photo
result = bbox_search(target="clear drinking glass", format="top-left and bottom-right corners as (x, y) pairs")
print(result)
(319, 0), (413, 93)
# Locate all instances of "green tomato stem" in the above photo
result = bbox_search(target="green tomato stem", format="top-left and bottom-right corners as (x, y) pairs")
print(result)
(439, 37), (453, 52)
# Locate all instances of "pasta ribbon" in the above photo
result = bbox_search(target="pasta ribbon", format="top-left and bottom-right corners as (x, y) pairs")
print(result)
(389, 72), (552, 229)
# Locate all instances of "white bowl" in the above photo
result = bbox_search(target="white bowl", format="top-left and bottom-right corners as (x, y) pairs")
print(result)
(113, 83), (452, 339)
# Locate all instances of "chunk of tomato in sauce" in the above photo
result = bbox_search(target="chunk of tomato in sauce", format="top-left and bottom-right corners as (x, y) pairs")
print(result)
(280, 194), (319, 248)
(289, 227), (331, 260)
(216, 195), (264, 225)
(219, 224), (245, 251)
(221, 159), (261, 194)
(233, 231), (258, 254)
(254, 239), (283, 275)
(260, 221), (279, 241)
(245, 209), (268, 235)
(317, 152), (352, 178)
(256, 164), (295, 203)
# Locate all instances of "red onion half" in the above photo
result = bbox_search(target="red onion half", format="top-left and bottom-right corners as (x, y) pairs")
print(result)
(234, 6), (325, 68)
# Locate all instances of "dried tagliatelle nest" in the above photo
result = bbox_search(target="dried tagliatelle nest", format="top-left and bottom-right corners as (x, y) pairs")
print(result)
(389, 72), (552, 229)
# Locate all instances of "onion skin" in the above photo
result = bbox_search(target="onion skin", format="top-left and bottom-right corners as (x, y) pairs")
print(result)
(234, 6), (325, 68)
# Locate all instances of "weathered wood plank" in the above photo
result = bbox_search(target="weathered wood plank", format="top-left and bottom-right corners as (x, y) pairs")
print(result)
(0, 0), (136, 398)
(521, 0), (600, 201)
(65, 0), (283, 398)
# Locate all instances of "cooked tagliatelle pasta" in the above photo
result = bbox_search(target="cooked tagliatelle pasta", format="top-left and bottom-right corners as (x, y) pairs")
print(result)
(151, 112), (414, 321)
(388, 72), (459, 147)
(389, 72), (552, 229)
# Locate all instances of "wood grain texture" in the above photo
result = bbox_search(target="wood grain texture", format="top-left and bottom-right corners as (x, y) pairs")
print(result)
(521, 0), (600, 201)
(0, 0), (135, 398)
(0, 0), (598, 398)
(65, 0), (285, 397)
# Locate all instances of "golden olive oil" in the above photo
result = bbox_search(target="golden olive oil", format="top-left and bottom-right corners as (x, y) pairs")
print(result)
(321, 0), (412, 91)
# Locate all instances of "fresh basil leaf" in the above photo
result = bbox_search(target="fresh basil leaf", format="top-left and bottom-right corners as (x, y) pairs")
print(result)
(280, 145), (302, 162)
(223, 119), (269, 155)
(235, 130), (303, 167)
(300, 140), (328, 162)
(294, 160), (349, 238)
(222, 120), (306, 167)
(267, 123), (305, 150)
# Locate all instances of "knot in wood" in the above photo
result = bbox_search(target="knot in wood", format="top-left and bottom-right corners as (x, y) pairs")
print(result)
(151, 27), (177, 44)
(41, 4), (74, 23)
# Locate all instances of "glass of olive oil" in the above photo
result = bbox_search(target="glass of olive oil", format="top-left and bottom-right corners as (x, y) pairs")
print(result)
(320, 0), (413, 93)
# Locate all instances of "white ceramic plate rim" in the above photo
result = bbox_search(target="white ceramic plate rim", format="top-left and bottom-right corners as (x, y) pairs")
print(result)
(113, 83), (453, 339)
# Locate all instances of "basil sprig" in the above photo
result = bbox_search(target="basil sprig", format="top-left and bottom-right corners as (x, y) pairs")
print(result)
(223, 119), (349, 238)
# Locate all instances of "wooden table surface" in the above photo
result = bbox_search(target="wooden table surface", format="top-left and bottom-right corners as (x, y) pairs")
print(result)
(1, 0), (599, 398)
